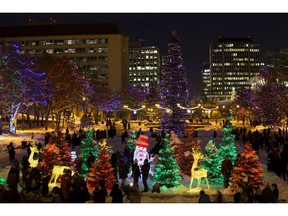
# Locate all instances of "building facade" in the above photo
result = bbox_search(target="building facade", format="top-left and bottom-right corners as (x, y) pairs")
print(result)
(128, 42), (161, 91)
(208, 37), (260, 101)
(265, 48), (288, 87)
(0, 23), (129, 91)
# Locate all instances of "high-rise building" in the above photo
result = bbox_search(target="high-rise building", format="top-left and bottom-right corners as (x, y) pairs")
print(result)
(0, 22), (129, 91)
(128, 42), (161, 91)
(201, 63), (210, 101)
(265, 49), (288, 87)
(207, 37), (260, 102)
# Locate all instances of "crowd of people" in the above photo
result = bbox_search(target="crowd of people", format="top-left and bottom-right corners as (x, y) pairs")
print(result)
(0, 119), (287, 203)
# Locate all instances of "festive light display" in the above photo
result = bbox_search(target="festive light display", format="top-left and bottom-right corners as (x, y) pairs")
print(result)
(189, 150), (210, 189)
(153, 133), (182, 188)
(173, 127), (200, 177)
(28, 145), (40, 168)
(80, 129), (99, 176)
(200, 139), (223, 184)
(0, 176), (6, 185)
(37, 135), (73, 174)
(218, 118), (237, 164)
(133, 135), (149, 166)
(86, 139), (116, 190)
(228, 142), (264, 192)
(127, 130), (137, 152)
(0, 43), (50, 134)
(159, 31), (189, 135)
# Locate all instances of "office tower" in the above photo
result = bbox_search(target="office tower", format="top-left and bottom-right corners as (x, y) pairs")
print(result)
(208, 37), (260, 102)
(128, 41), (161, 91)
(265, 49), (288, 87)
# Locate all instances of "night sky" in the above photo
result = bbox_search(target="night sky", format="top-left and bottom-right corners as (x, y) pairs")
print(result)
(0, 13), (288, 97)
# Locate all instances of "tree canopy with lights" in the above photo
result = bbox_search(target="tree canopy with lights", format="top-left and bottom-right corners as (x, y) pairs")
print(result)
(0, 43), (50, 134)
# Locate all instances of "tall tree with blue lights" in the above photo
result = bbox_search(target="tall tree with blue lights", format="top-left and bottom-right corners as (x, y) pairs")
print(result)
(0, 43), (50, 134)
(159, 31), (189, 135)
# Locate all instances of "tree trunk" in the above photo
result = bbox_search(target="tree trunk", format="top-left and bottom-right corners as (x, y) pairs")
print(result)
(27, 114), (32, 128)
(41, 113), (44, 127)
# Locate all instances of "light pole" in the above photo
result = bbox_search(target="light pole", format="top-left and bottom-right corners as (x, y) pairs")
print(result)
(201, 105), (218, 119)
(123, 105), (146, 120)
(155, 104), (172, 114)
(177, 103), (201, 120)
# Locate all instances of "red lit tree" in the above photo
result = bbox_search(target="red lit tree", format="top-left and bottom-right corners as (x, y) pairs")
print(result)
(37, 135), (73, 174)
(86, 139), (116, 190)
(173, 127), (201, 177)
(228, 142), (264, 192)
(170, 128), (201, 177)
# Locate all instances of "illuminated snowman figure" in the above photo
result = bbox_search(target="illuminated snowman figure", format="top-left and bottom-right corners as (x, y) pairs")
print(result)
(133, 134), (149, 166)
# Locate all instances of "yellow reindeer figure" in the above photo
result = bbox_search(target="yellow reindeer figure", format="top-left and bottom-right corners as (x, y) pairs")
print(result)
(28, 145), (40, 168)
(189, 150), (210, 190)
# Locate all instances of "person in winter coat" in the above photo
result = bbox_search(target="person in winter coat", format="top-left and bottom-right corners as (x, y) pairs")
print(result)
(132, 159), (141, 189)
(7, 142), (16, 164)
(221, 156), (233, 188)
(141, 159), (150, 192)
(117, 159), (129, 186)
(198, 190), (211, 203)
(272, 183), (279, 203)
(109, 183), (123, 203)
(261, 183), (274, 203)
(93, 180), (108, 203)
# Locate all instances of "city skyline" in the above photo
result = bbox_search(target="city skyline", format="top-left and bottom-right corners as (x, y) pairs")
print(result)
(0, 13), (287, 97)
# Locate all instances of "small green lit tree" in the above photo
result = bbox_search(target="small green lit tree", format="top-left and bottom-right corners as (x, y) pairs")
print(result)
(80, 128), (99, 176)
(200, 139), (223, 184)
(153, 133), (182, 188)
(127, 130), (137, 153)
(219, 117), (237, 164)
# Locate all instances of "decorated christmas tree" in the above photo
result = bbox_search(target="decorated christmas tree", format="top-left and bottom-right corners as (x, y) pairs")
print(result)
(80, 113), (94, 130)
(159, 31), (189, 135)
(218, 117), (237, 164)
(127, 130), (137, 153)
(228, 142), (264, 192)
(65, 110), (76, 132)
(37, 135), (73, 174)
(0, 176), (6, 185)
(80, 128), (99, 176)
(86, 139), (116, 190)
(153, 134), (182, 188)
(200, 139), (223, 184)
(173, 127), (201, 177)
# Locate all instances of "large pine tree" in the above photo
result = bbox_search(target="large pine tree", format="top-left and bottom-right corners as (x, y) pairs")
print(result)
(153, 133), (182, 188)
(218, 118), (238, 164)
(159, 31), (189, 135)
(200, 139), (222, 184)
(229, 142), (264, 192)
(86, 139), (116, 190)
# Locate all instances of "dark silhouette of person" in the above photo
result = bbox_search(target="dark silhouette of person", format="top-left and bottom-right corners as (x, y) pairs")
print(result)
(141, 159), (150, 192)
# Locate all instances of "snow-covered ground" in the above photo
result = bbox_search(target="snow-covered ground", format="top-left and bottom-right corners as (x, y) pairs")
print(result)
(0, 120), (288, 214)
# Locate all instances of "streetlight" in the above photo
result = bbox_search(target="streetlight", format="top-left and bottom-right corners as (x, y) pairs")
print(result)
(123, 105), (146, 121)
(155, 104), (172, 114)
(177, 103), (201, 119)
(201, 105), (218, 119)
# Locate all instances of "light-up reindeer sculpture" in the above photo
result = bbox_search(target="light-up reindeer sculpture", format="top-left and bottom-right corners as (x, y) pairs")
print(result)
(189, 150), (210, 190)
(28, 145), (40, 168)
